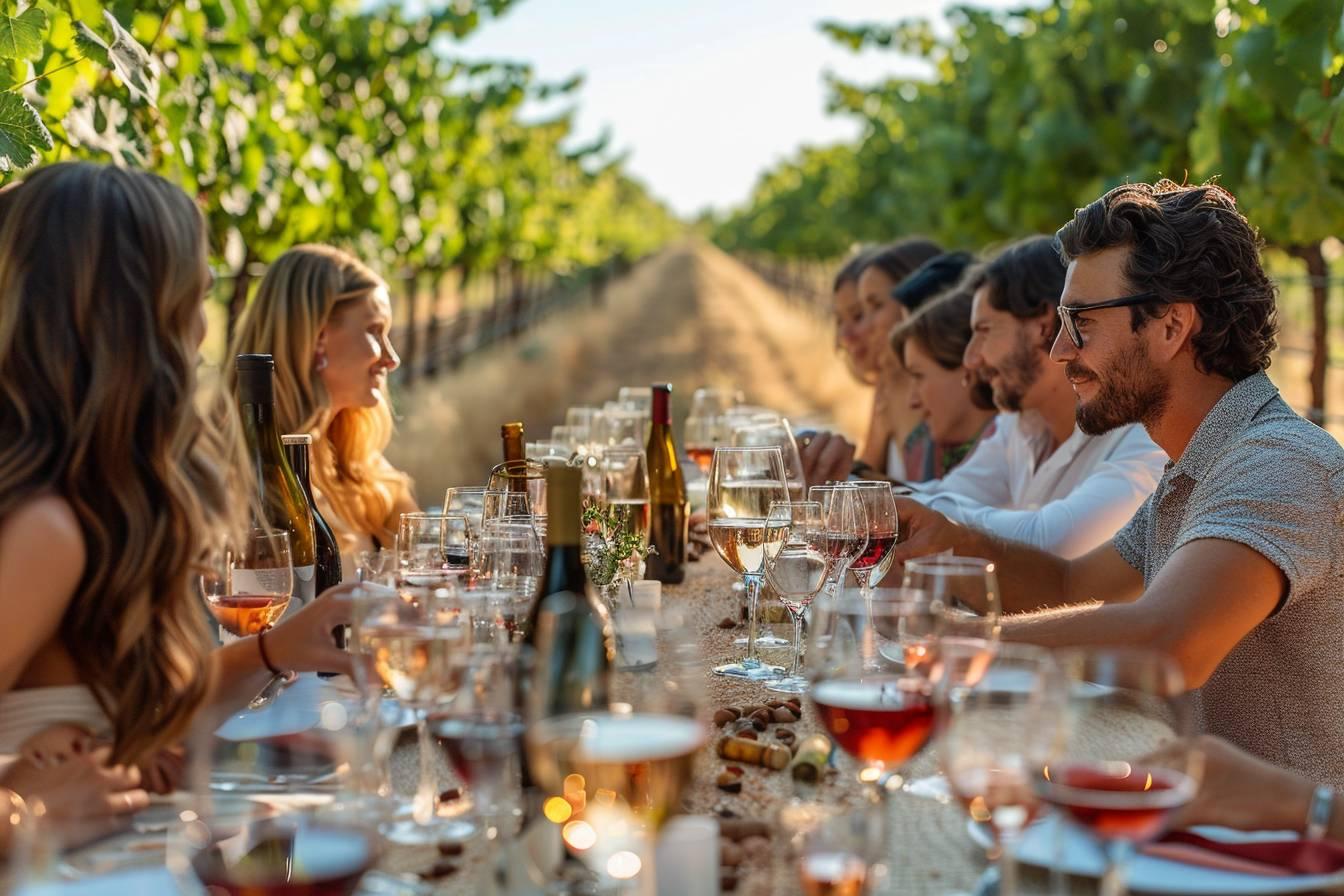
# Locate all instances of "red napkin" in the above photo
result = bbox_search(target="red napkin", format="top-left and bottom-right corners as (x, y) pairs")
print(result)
(1143, 830), (1344, 877)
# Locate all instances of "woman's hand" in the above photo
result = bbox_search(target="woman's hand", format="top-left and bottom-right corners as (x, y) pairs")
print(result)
(1, 745), (148, 850)
(263, 581), (362, 677)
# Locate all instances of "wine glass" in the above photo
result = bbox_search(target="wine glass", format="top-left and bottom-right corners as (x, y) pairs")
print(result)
(527, 440), (574, 465)
(444, 485), (488, 540)
(732, 419), (806, 500)
(487, 458), (548, 529)
(806, 589), (937, 788)
(847, 482), (899, 601)
(354, 582), (474, 845)
(600, 446), (651, 553)
(938, 642), (1066, 896)
(684, 414), (728, 476)
(902, 555), (1003, 640)
(552, 425), (588, 454)
(475, 519), (544, 644)
(397, 512), (471, 585)
(781, 800), (884, 896)
(763, 500), (829, 694)
(690, 386), (743, 419)
(808, 484), (869, 604)
(176, 676), (377, 895)
(594, 406), (647, 449)
(525, 596), (705, 892)
(707, 446), (791, 680)
(200, 528), (294, 644)
(1034, 648), (1203, 896)
(616, 386), (652, 415)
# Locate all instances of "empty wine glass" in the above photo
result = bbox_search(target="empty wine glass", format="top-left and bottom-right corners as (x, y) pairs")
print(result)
(616, 386), (653, 415)
(939, 642), (1066, 896)
(763, 501), (829, 694)
(707, 447), (791, 680)
(199, 528), (293, 644)
(476, 519), (544, 644)
(732, 419), (806, 500)
(595, 406), (648, 449)
(487, 459), (548, 531)
(1035, 648), (1203, 896)
(902, 555), (1003, 641)
(552, 425), (588, 453)
(527, 440), (573, 465)
(808, 484), (868, 604)
(690, 386), (744, 419)
(444, 486), (488, 539)
(398, 512), (471, 585)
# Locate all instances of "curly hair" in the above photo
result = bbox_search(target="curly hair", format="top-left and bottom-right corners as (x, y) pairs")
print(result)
(965, 236), (1067, 339)
(1055, 179), (1278, 382)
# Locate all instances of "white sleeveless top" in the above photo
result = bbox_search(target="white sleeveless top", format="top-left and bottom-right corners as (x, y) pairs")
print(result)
(0, 685), (110, 760)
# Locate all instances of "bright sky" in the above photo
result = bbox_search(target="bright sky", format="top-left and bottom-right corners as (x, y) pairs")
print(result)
(452, 0), (1018, 218)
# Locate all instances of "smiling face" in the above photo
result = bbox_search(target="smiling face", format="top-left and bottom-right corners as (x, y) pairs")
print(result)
(1050, 246), (1170, 434)
(317, 285), (399, 413)
(833, 279), (873, 376)
(856, 265), (907, 369)
(903, 339), (980, 443)
(964, 285), (1050, 413)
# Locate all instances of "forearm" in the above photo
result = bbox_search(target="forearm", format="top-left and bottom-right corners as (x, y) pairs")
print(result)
(205, 637), (275, 723)
(942, 522), (1076, 614)
(1001, 601), (1157, 647)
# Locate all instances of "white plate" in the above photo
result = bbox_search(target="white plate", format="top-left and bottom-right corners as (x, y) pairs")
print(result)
(987, 815), (1344, 894)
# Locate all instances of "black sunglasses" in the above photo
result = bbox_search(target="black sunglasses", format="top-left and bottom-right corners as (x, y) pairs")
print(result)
(1057, 291), (1163, 348)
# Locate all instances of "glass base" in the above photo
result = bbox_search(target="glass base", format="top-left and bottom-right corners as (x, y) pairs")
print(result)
(903, 772), (952, 803)
(712, 658), (785, 680)
(733, 633), (790, 648)
(763, 675), (809, 694)
(383, 814), (478, 845)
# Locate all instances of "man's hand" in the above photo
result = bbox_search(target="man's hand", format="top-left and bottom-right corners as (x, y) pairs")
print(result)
(799, 432), (857, 488)
(891, 497), (969, 563)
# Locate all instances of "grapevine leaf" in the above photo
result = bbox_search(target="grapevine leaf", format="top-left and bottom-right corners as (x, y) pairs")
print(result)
(73, 21), (110, 67)
(0, 6), (47, 62)
(0, 92), (52, 172)
(102, 10), (157, 103)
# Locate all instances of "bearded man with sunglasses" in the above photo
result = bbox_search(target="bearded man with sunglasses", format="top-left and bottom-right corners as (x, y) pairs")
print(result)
(892, 180), (1344, 784)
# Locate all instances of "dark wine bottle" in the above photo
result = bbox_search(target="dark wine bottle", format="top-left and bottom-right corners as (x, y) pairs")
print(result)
(500, 421), (525, 492)
(524, 464), (613, 713)
(282, 434), (344, 658)
(235, 354), (317, 619)
(645, 383), (689, 584)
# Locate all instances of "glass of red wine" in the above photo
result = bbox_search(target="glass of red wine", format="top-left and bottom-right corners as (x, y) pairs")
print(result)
(806, 589), (935, 789)
(846, 482), (899, 603)
(937, 641), (1066, 896)
(1034, 647), (1202, 896)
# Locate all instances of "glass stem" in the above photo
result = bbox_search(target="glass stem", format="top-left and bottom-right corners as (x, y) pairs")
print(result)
(743, 574), (764, 663)
(413, 713), (436, 825)
(997, 827), (1023, 896)
(787, 608), (805, 679)
(1100, 840), (1134, 896)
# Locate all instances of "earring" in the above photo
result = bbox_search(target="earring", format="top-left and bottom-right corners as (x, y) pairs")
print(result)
(314, 352), (328, 372)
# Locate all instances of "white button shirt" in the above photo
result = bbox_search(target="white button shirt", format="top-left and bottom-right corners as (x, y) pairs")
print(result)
(909, 412), (1167, 558)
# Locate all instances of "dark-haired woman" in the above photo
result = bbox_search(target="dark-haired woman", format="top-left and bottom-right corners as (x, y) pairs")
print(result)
(891, 288), (997, 480)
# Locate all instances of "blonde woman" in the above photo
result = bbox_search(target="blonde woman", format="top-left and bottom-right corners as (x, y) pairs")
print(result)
(222, 246), (417, 570)
(0, 164), (356, 824)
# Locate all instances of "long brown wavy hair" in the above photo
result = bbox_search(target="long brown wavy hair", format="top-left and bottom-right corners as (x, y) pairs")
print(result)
(0, 163), (243, 764)
(220, 245), (408, 543)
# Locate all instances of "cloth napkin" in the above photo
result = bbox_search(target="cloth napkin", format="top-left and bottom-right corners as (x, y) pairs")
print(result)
(1144, 830), (1344, 877)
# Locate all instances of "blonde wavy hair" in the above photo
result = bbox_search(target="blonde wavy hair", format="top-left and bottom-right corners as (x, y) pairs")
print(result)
(221, 245), (407, 541)
(0, 163), (244, 764)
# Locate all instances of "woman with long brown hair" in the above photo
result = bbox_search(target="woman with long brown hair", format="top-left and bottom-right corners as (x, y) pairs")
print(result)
(0, 164), (354, 800)
(221, 245), (417, 569)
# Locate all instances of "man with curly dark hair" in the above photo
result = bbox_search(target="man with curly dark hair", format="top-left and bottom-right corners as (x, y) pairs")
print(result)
(892, 179), (1344, 785)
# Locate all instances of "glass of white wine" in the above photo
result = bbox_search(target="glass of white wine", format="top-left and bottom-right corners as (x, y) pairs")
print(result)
(600, 445), (651, 553)
(763, 500), (829, 694)
(199, 528), (293, 644)
(707, 446), (791, 680)
(355, 582), (474, 845)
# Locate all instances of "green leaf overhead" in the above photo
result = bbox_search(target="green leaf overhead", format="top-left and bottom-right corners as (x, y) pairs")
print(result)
(0, 6), (47, 61)
(0, 91), (52, 172)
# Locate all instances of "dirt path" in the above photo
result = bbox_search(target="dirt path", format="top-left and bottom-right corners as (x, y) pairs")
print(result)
(386, 242), (872, 505)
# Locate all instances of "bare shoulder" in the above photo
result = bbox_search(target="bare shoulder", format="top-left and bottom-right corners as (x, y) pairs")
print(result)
(0, 494), (87, 586)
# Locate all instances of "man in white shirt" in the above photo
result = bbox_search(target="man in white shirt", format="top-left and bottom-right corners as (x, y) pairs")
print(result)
(802, 235), (1166, 557)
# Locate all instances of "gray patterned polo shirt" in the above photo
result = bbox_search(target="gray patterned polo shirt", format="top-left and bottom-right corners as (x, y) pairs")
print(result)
(1114, 372), (1344, 786)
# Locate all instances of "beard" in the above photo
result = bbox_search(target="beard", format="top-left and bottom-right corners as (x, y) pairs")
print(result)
(1070, 341), (1170, 435)
(985, 336), (1043, 413)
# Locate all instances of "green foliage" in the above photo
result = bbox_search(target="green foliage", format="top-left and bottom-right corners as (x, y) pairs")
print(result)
(715, 0), (1343, 257)
(0, 0), (677, 298)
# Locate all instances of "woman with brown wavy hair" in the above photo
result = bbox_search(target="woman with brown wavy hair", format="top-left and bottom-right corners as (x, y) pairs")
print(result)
(220, 245), (418, 568)
(0, 164), (355, 793)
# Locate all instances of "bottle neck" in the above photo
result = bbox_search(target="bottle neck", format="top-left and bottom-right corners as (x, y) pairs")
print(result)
(651, 388), (671, 426)
(283, 442), (315, 502)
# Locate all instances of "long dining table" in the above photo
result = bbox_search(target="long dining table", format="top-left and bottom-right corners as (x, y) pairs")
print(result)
(374, 557), (1175, 896)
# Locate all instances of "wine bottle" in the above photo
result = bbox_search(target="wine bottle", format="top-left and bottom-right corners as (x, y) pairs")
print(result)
(524, 465), (593, 644)
(282, 434), (344, 658)
(500, 421), (525, 492)
(235, 354), (317, 621)
(645, 383), (689, 584)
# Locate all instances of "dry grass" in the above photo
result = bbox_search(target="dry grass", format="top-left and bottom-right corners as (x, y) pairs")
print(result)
(385, 241), (872, 505)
